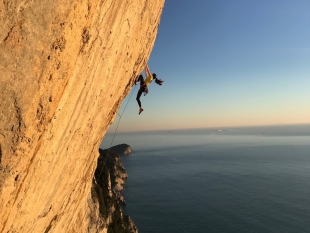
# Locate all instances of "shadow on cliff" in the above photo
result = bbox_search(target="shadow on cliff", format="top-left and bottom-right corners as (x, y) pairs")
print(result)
(92, 148), (137, 233)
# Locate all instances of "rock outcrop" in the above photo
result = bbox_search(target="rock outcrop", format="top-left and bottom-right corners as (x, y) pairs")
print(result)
(90, 148), (135, 232)
(0, 0), (165, 232)
(109, 144), (132, 155)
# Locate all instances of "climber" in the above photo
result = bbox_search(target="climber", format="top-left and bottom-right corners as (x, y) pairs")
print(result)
(135, 64), (164, 114)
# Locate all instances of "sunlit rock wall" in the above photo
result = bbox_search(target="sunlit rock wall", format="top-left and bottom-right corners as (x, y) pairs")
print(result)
(0, 0), (164, 232)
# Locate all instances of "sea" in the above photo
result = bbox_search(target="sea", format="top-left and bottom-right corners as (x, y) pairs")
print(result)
(100, 124), (310, 233)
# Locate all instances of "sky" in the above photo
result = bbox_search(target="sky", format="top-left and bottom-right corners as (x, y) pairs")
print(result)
(108, 0), (310, 133)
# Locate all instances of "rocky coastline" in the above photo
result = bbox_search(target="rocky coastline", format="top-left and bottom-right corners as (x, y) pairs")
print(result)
(92, 145), (135, 232)
(109, 144), (132, 156)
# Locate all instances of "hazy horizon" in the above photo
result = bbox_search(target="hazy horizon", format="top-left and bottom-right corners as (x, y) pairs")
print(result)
(105, 122), (310, 134)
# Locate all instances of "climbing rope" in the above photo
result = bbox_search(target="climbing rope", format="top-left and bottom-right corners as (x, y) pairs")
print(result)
(98, 82), (136, 179)
(76, 81), (136, 233)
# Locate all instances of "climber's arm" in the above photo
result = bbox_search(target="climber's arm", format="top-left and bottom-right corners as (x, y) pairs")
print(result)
(145, 64), (152, 78)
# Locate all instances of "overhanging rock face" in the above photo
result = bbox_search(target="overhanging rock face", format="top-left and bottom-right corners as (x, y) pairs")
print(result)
(0, 0), (165, 232)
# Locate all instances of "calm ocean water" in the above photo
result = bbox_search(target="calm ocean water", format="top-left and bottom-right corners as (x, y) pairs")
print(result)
(100, 125), (310, 233)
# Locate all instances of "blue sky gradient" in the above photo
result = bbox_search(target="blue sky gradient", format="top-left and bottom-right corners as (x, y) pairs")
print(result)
(108, 0), (310, 132)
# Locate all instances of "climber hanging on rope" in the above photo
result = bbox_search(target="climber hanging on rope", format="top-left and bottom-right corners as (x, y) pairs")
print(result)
(135, 64), (164, 114)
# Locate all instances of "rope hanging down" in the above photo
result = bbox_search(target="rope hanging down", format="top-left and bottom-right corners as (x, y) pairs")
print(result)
(77, 82), (136, 233)
(97, 83), (136, 179)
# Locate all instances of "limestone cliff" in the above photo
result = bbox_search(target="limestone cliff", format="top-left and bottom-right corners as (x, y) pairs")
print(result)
(0, 0), (165, 232)
(91, 148), (136, 232)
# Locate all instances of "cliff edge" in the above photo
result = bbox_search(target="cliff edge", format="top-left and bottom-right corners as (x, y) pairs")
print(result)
(90, 148), (136, 232)
(0, 1), (165, 232)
